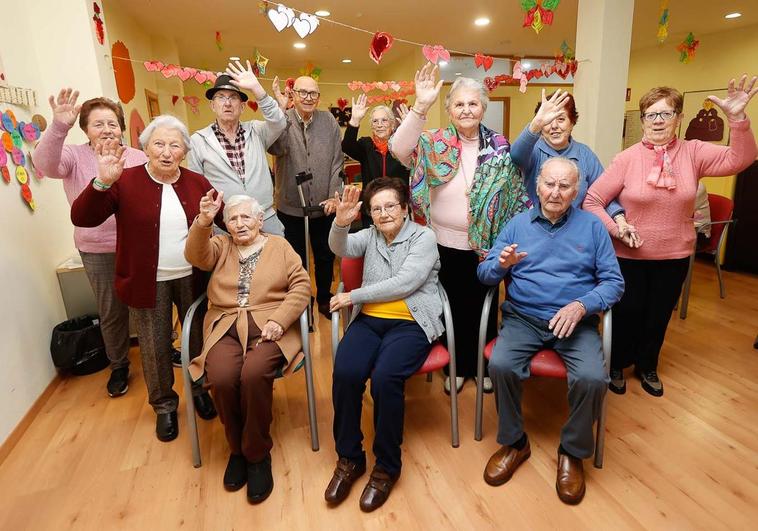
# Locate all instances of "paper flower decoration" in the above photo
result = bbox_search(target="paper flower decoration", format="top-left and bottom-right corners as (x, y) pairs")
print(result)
(676, 32), (699, 63)
(657, 0), (670, 43)
(521, 0), (560, 34)
(254, 49), (269, 76)
(369, 32), (394, 64)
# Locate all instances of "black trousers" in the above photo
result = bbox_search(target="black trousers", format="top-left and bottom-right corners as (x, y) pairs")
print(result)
(278, 210), (335, 304)
(612, 257), (689, 373)
(437, 244), (498, 378)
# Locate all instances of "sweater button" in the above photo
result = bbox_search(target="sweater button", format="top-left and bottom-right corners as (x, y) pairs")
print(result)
(412, 306), (418, 311)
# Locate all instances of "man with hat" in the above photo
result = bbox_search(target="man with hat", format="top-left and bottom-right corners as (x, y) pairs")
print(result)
(188, 60), (287, 235)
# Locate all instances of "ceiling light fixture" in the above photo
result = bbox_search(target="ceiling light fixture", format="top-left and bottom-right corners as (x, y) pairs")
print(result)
(342, 59), (352, 63)
(724, 12), (742, 19)
(293, 42), (306, 49)
(522, 62), (531, 69)
(474, 17), (490, 26)
(455, 72), (462, 76)
(315, 10), (331, 17)
(439, 60), (448, 67)
(229, 56), (240, 61)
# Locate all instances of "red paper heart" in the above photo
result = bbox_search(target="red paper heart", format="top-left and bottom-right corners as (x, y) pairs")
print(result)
(247, 101), (259, 112)
(172, 95), (179, 105)
(361, 83), (374, 93)
(483, 55), (493, 71)
(422, 45), (438, 64)
(161, 64), (180, 78)
(194, 71), (208, 84)
(286, 78), (295, 89)
(337, 98), (348, 111)
(369, 32), (394, 65)
(143, 61), (164, 72)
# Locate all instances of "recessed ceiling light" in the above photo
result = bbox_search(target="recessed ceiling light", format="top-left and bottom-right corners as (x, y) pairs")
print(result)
(439, 60), (448, 67)
(315, 10), (331, 17)
(455, 72), (462, 76)
(342, 59), (352, 63)
(229, 56), (240, 61)
(293, 42), (306, 49)
(724, 12), (742, 19)
(522, 62), (531, 69)
(474, 17), (490, 26)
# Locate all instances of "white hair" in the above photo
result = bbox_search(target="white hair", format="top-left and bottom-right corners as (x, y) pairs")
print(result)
(537, 157), (580, 185)
(139, 115), (191, 152)
(371, 105), (395, 129)
(223, 194), (264, 223)
(445, 77), (489, 112)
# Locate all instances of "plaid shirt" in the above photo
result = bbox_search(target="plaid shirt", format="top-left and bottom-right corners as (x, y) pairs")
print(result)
(211, 121), (246, 182)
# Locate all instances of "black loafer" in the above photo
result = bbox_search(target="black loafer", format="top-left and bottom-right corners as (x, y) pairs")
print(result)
(247, 454), (273, 504)
(224, 454), (248, 491)
(608, 368), (626, 395)
(193, 392), (218, 420)
(107, 367), (129, 397)
(317, 301), (332, 320)
(156, 411), (178, 442)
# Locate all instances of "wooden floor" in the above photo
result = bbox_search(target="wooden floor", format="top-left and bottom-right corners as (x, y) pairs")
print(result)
(1, 260), (757, 530)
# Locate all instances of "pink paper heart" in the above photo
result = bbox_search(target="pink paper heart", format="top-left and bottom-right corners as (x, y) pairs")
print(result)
(435, 45), (450, 62)
(361, 83), (374, 93)
(161, 64), (179, 78)
(206, 72), (218, 84)
(348, 81), (360, 91)
(177, 69), (192, 82)
(194, 71), (207, 84)
(143, 61), (164, 72)
(512, 61), (523, 79)
(422, 45), (439, 64)
(390, 82), (401, 92)
(375, 82), (388, 91)
(519, 76), (528, 93)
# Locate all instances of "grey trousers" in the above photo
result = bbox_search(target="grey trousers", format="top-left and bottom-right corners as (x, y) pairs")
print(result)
(79, 251), (130, 371)
(488, 302), (608, 459)
(130, 275), (204, 414)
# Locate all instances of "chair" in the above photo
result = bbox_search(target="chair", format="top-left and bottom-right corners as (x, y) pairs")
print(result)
(330, 256), (460, 447)
(344, 163), (362, 184)
(473, 286), (612, 469)
(180, 294), (319, 468)
(679, 193), (736, 319)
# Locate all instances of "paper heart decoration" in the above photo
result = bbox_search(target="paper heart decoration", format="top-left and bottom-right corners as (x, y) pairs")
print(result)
(161, 64), (180, 78)
(268, 5), (295, 32)
(293, 13), (319, 39)
(512, 61), (523, 79)
(422, 44), (450, 64)
(390, 82), (401, 92)
(143, 61), (164, 72)
(347, 81), (361, 91)
(483, 77), (498, 92)
(337, 98), (348, 111)
(375, 82), (388, 91)
(183, 96), (200, 114)
(369, 32), (394, 65)
(519, 77), (528, 93)
(194, 71), (208, 84)
(1, 166), (9, 183)
(247, 101), (259, 112)
(474, 53), (494, 71)
(361, 83), (374, 93)
(179, 67), (197, 81)
(171, 95), (179, 105)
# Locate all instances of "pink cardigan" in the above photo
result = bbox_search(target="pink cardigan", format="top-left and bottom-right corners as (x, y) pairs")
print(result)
(583, 119), (757, 260)
(35, 119), (148, 253)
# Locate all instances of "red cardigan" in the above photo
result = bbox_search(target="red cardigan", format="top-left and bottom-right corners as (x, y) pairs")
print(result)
(71, 165), (221, 308)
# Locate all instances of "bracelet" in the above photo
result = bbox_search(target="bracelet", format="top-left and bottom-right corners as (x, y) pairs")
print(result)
(410, 106), (427, 119)
(92, 178), (111, 191)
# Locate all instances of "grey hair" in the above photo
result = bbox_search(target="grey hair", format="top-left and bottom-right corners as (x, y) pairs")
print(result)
(223, 194), (264, 224)
(371, 105), (395, 129)
(445, 77), (489, 112)
(537, 157), (580, 185)
(139, 114), (192, 152)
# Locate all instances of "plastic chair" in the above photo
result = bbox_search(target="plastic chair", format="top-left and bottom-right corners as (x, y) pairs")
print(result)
(473, 286), (612, 469)
(679, 193), (736, 319)
(181, 293), (319, 468)
(330, 256), (459, 447)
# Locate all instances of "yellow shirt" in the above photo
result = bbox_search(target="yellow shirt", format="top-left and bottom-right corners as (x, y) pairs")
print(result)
(361, 299), (415, 321)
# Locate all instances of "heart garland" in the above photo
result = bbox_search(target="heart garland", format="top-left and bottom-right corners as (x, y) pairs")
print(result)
(474, 53), (494, 71)
(422, 44), (451, 64)
(143, 61), (217, 85)
(484, 59), (577, 93)
(268, 6), (318, 38)
(347, 80), (413, 93)
(369, 32), (394, 64)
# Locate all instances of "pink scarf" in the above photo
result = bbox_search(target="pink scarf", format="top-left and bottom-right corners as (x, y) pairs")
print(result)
(641, 137), (677, 190)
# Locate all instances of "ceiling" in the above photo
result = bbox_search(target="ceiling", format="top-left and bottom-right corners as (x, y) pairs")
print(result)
(106, 0), (758, 74)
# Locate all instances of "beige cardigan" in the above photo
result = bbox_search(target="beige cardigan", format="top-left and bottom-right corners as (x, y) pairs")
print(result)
(184, 221), (311, 381)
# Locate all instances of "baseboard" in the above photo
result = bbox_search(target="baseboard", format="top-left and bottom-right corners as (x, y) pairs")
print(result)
(0, 375), (62, 466)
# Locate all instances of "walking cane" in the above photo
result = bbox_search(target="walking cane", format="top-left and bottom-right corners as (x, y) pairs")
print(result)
(295, 171), (323, 332)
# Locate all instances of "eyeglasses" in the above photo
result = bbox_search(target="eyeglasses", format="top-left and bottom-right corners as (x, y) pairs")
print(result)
(641, 110), (677, 122)
(214, 95), (241, 104)
(369, 202), (401, 216)
(294, 89), (320, 100)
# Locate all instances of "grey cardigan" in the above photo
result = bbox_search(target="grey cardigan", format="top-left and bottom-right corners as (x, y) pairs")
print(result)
(267, 108), (343, 218)
(187, 94), (285, 222)
(329, 218), (444, 342)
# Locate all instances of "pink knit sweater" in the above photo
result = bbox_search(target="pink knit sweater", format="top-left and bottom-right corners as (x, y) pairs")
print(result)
(35, 119), (148, 253)
(583, 119), (756, 260)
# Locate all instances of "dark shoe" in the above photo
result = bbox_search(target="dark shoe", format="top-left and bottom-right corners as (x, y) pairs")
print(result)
(224, 454), (248, 491)
(193, 392), (218, 420)
(556, 452), (585, 504)
(609, 368), (626, 395)
(483, 438), (531, 486)
(107, 367), (129, 397)
(317, 301), (332, 320)
(635, 368), (664, 397)
(324, 458), (366, 505)
(156, 411), (178, 442)
(171, 348), (182, 368)
(359, 466), (398, 512)
(247, 454), (273, 504)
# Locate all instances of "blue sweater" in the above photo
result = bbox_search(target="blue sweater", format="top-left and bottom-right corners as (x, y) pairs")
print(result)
(510, 126), (624, 218)
(477, 206), (624, 321)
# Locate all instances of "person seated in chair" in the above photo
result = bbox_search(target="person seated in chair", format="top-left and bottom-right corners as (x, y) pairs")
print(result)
(325, 178), (444, 512)
(184, 193), (310, 504)
(477, 157), (624, 505)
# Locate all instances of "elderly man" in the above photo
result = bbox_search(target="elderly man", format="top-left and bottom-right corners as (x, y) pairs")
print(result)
(268, 75), (343, 318)
(188, 61), (286, 235)
(477, 157), (624, 504)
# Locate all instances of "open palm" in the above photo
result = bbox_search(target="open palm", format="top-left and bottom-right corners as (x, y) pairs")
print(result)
(708, 74), (758, 121)
(413, 62), (443, 114)
(334, 186), (363, 227)
(95, 139), (126, 186)
(49, 88), (81, 126)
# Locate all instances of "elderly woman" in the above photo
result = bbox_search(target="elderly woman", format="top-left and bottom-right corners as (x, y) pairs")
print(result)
(184, 194), (309, 504)
(584, 75), (758, 397)
(325, 178), (443, 512)
(35, 89), (147, 397)
(390, 63), (529, 394)
(71, 115), (218, 442)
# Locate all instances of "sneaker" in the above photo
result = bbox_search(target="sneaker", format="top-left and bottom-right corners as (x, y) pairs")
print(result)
(171, 348), (182, 368)
(477, 376), (494, 394)
(444, 376), (464, 395)
(608, 368), (626, 395)
(107, 367), (129, 397)
(635, 368), (664, 397)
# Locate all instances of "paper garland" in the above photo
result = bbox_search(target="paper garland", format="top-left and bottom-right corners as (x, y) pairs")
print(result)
(369, 32), (394, 64)
(475, 53), (494, 72)
(143, 61), (218, 85)
(676, 32), (699, 63)
(521, 0), (561, 34)
(657, 0), (670, 43)
(422, 45), (450, 65)
(267, 5), (319, 38)
(484, 59), (577, 93)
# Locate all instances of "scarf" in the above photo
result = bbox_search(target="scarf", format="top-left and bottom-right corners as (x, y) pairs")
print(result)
(641, 137), (677, 190)
(398, 123), (530, 256)
(372, 135), (389, 155)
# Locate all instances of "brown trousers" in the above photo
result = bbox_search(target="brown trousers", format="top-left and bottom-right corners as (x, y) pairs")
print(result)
(204, 315), (285, 463)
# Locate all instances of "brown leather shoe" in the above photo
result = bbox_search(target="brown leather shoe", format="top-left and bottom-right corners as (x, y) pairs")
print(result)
(483, 439), (531, 486)
(324, 458), (366, 505)
(556, 452), (585, 504)
(359, 466), (398, 512)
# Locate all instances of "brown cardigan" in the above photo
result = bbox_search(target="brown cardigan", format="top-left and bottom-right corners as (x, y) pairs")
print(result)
(184, 221), (311, 381)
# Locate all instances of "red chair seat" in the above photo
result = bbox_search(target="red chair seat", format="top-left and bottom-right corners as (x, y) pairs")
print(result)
(483, 339), (567, 379)
(416, 342), (450, 374)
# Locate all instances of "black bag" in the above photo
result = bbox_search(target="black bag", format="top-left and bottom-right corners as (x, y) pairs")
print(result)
(50, 314), (109, 375)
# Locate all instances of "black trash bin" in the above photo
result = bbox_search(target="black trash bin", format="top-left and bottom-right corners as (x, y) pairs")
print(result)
(50, 314), (109, 375)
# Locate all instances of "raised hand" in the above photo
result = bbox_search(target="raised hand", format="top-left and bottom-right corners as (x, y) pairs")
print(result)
(498, 243), (528, 269)
(529, 88), (570, 133)
(349, 94), (368, 127)
(707, 74), (758, 121)
(226, 59), (265, 100)
(272, 76), (290, 111)
(197, 189), (224, 227)
(334, 186), (363, 227)
(395, 102), (410, 125)
(413, 62), (443, 115)
(548, 301), (587, 339)
(49, 88), (81, 127)
(95, 138), (126, 186)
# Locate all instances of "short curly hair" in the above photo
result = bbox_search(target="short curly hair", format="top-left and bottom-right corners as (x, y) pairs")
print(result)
(362, 177), (410, 212)
(638, 87), (683, 116)
(79, 97), (126, 132)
